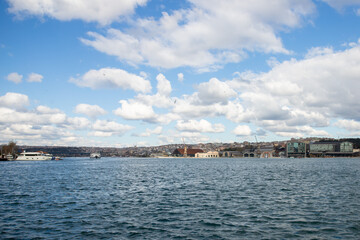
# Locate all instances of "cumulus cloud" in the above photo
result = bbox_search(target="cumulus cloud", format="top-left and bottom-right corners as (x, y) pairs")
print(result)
(114, 100), (158, 122)
(264, 45), (360, 120)
(6, 72), (22, 84)
(0, 112), (87, 144)
(90, 120), (133, 137)
(0, 92), (101, 145)
(227, 43), (360, 138)
(0, 107), (62, 125)
(81, 0), (315, 69)
(271, 125), (330, 138)
(7, 0), (148, 25)
(305, 46), (334, 59)
(69, 68), (151, 93)
(134, 73), (175, 109)
(66, 117), (91, 130)
(196, 78), (237, 105)
(233, 125), (252, 136)
(176, 119), (225, 133)
(1, 123), (74, 141)
(75, 103), (107, 118)
(27, 72), (43, 82)
(111, 42), (360, 139)
(334, 119), (360, 131)
(36, 105), (61, 114)
(180, 132), (210, 143)
(171, 97), (219, 119)
(156, 73), (172, 96)
(135, 126), (163, 137)
(0, 92), (29, 110)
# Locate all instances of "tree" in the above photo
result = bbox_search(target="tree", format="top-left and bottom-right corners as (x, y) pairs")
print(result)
(1, 141), (18, 157)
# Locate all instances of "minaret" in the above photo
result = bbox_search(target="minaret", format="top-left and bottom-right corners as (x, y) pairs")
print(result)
(182, 138), (187, 157)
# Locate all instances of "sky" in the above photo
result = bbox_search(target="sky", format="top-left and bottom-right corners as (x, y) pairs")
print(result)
(1, 0), (360, 147)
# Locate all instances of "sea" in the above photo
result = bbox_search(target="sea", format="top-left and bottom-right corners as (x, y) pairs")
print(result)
(1, 157), (359, 239)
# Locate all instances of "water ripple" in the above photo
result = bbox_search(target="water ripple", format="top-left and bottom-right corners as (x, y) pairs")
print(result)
(1, 157), (360, 239)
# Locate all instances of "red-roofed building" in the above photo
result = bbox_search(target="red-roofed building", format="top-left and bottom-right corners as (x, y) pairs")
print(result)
(172, 148), (204, 157)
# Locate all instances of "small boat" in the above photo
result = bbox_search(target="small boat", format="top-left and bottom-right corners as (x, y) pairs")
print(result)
(90, 152), (101, 159)
(16, 151), (53, 161)
(6, 154), (14, 161)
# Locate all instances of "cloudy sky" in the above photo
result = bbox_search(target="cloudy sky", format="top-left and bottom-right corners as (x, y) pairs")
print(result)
(1, 0), (360, 147)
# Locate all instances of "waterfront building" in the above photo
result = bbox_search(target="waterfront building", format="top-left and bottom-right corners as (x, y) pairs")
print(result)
(340, 141), (353, 153)
(309, 141), (354, 157)
(286, 142), (306, 158)
(195, 151), (219, 158)
(310, 142), (336, 152)
(172, 148), (203, 157)
(259, 145), (275, 158)
(219, 151), (243, 157)
(243, 150), (256, 157)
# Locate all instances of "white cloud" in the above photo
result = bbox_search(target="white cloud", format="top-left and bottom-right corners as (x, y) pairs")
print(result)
(90, 120), (133, 137)
(273, 125), (330, 138)
(108, 41), (360, 139)
(320, 0), (360, 10)
(177, 73), (184, 82)
(7, 0), (148, 25)
(36, 105), (62, 114)
(0, 92), (29, 110)
(264, 45), (360, 120)
(75, 103), (107, 118)
(27, 72), (43, 82)
(196, 78), (237, 105)
(156, 73), (172, 96)
(0, 107), (67, 126)
(136, 126), (163, 137)
(171, 97), (219, 119)
(334, 119), (360, 131)
(233, 125), (252, 136)
(81, 0), (315, 69)
(114, 100), (158, 122)
(134, 73), (175, 109)
(305, 46), (334, 59)
(66, 117), (91, 130)
(1, 123), (74, 141)
(0, 93), (96, 145)
(69, 68), (151, 93)
(176, 119), (225, 133)
(180, 132), (210, 143)
(6, 72), (23, 84)
(220, 101), (253, 123)
(228, 43), (360, 127)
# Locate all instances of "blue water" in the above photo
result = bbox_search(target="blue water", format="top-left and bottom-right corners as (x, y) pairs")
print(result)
(1, 157), (360, 239)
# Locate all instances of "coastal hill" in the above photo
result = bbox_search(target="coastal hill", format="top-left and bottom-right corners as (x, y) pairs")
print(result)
(16, 138), (360, 158)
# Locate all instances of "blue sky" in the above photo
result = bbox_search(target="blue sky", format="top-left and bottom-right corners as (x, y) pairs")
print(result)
(1, 0), (360, 147)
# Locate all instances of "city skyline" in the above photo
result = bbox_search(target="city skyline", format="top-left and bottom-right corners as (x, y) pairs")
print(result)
(2, 0), (360, 147)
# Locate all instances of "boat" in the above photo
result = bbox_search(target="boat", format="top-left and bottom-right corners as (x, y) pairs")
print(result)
(46, 153), (54, 159)
(6, 154), (15, 160)
(90, 152), (101, 159)
(16, 151), (53, 161)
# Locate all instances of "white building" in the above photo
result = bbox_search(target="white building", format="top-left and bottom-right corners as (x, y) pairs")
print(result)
(195, 151), (219, 158)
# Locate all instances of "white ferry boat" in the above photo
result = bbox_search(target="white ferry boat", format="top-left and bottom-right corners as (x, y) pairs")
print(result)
(16, 151), (53, 161)
(90, 152), (101, 159)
